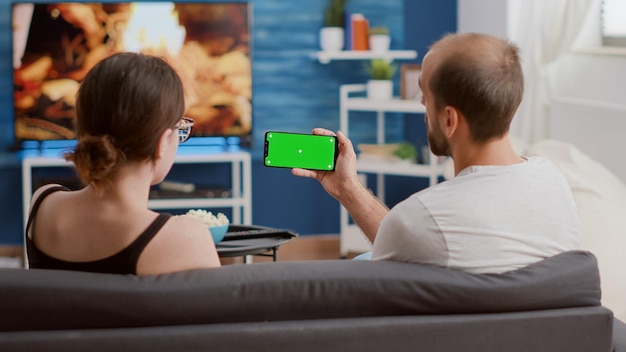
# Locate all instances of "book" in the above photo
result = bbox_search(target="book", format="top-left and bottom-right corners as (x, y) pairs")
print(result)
(344, 11), (352, 50)
(351, 13), (370, 51)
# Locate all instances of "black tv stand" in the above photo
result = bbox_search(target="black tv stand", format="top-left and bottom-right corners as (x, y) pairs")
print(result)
(6, 141), (24, 153)
(7, 140), (76, 154)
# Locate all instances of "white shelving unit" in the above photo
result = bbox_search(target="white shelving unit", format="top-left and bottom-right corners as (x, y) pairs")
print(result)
(312, 50), (417, 64)
(339, 84), (444, 256)
(22, 150), (252, 237)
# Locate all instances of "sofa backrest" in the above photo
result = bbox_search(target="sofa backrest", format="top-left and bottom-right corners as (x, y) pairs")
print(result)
(0, 250), (601, 332)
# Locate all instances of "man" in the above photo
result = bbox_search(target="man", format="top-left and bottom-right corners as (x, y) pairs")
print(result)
(292, 32), (580, 274)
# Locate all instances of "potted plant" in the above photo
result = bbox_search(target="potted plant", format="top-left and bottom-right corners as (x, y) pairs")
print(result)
(393, 142), (418, 163)
(365, 59), (396, 100)
(320, 0), (347, 52)
(368, 26), (390, 52)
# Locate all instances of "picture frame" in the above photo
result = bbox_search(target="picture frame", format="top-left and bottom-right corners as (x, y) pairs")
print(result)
(400, 64), (422, 100)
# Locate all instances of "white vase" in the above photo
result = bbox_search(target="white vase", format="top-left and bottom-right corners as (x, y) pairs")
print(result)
(367, 80), (393, 100)
(320, 27), (344, 52)
(369, 35), (390, 52)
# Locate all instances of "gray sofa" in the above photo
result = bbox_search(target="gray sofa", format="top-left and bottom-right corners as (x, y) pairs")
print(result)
(0, 250), (624, 352)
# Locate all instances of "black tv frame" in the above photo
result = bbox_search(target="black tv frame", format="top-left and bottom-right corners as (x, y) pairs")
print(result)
(9, 1), (254, 150)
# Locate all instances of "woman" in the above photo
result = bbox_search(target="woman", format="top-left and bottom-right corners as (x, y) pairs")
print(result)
(25, 52), (221, 275)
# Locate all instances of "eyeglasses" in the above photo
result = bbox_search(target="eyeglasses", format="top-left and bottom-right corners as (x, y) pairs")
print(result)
(175, 117), (194, 143)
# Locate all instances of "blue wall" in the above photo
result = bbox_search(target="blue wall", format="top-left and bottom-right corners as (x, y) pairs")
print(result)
(380, 0), (458, 208)
(0, 0), (456, 245)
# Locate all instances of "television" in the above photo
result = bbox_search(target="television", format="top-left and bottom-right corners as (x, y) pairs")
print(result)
(11, 2), (252, 146)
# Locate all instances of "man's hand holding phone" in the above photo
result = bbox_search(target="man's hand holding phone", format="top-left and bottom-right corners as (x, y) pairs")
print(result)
(291, 128), (390, 242)
(290, 129), (361, 202)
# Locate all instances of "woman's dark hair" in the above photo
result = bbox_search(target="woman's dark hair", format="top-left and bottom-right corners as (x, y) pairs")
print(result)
(429, 33), (524, 143)
(64, 52), (185, 195)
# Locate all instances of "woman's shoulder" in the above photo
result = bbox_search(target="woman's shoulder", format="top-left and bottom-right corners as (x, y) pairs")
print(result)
(158, 213), (214, 244)
(165, 213), (208, 232)
(32, 183), (71, 195)
(30, 184), (72, 207)
(137, 213), (220, 275)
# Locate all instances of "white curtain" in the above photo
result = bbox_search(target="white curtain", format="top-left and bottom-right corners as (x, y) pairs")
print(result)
(507, 0), (600, 144)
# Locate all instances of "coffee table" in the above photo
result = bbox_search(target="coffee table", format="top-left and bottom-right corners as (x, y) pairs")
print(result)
(216, 225), (298, 263)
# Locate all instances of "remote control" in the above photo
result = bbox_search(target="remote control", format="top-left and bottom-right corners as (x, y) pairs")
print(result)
(223, 228), (295, 241)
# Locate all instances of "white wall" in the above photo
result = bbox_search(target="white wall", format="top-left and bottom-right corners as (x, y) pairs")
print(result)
(549, 98), (626, 181)
(458, 0), (626, 183)
(550, 52), (626, 109)
(457, 0), (507, 37)
(548, 41), (626, 182)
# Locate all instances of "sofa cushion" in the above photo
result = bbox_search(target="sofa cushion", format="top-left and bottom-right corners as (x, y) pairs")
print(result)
(0, 250), (600, 332)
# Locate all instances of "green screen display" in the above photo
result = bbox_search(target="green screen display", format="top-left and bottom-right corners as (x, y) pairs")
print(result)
(264, 131), (337, 171)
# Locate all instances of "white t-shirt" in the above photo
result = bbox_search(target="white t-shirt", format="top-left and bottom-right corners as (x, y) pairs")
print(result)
(372, 156), (580, 274)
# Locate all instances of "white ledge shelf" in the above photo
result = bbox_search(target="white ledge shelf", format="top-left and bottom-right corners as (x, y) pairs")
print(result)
(344, 97), (425, 113)
(356, 158), (444, 177)
(312, 50), (417, 64)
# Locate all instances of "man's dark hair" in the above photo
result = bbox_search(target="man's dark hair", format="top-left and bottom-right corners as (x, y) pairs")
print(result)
(429, 33), (524, 143)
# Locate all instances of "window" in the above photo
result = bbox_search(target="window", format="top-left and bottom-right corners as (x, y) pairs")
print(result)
(601, 0), (626, 46)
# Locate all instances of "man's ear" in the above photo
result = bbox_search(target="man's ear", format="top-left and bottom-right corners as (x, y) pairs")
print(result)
(442, 106), (460, 138)
(156, 128), (174, 160)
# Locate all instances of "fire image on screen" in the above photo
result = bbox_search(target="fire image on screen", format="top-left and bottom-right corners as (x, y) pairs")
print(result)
(12, 2), (251, 142)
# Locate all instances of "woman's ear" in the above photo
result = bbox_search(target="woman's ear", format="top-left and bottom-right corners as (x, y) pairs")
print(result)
(156, 128), (175, 160)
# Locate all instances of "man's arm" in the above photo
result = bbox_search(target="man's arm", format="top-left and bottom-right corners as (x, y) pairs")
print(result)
(291, 129), (388, 243)
(335, 177), (389, 243)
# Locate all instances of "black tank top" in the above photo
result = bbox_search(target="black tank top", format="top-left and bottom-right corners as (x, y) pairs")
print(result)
(25, 185), (171, 275)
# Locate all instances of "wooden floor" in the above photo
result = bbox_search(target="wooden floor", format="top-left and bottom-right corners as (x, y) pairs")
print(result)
(0, 246), (22, 258)
(0, 246), (24, 268)
(0, 235), (349, 267)
(220, 234), (345, 265)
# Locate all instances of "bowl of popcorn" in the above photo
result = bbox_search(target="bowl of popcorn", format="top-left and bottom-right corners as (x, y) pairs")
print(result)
(186, 209), (230, 244)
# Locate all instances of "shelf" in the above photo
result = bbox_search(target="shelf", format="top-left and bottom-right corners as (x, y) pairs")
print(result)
(171, 150), (250, 163)
(340, 84), (425, 113)
(22, 150), (252, 245)
(344, 97), (425, 113)
(339, 82), (443, 257)
(20, 150), (250, 167)
(148, 198), (248, 210)
(356, 158), (443, 177)
(312, 50), (417, 64)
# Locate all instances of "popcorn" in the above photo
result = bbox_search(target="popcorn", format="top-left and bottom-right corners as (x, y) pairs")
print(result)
(186, 209), (229, 227)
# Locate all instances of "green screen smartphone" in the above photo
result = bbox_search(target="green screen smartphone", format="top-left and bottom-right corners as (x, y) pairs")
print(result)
(264, 131), (338, 171)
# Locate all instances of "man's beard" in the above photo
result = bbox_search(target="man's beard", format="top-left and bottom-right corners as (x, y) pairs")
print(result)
(426, 113), (451, 157)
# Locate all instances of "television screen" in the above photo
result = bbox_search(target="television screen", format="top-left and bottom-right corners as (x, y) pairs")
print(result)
(12, 2), (252, 143)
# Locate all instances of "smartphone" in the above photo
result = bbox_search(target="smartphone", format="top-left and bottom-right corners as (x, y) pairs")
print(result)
(264, 131), (338, 171)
